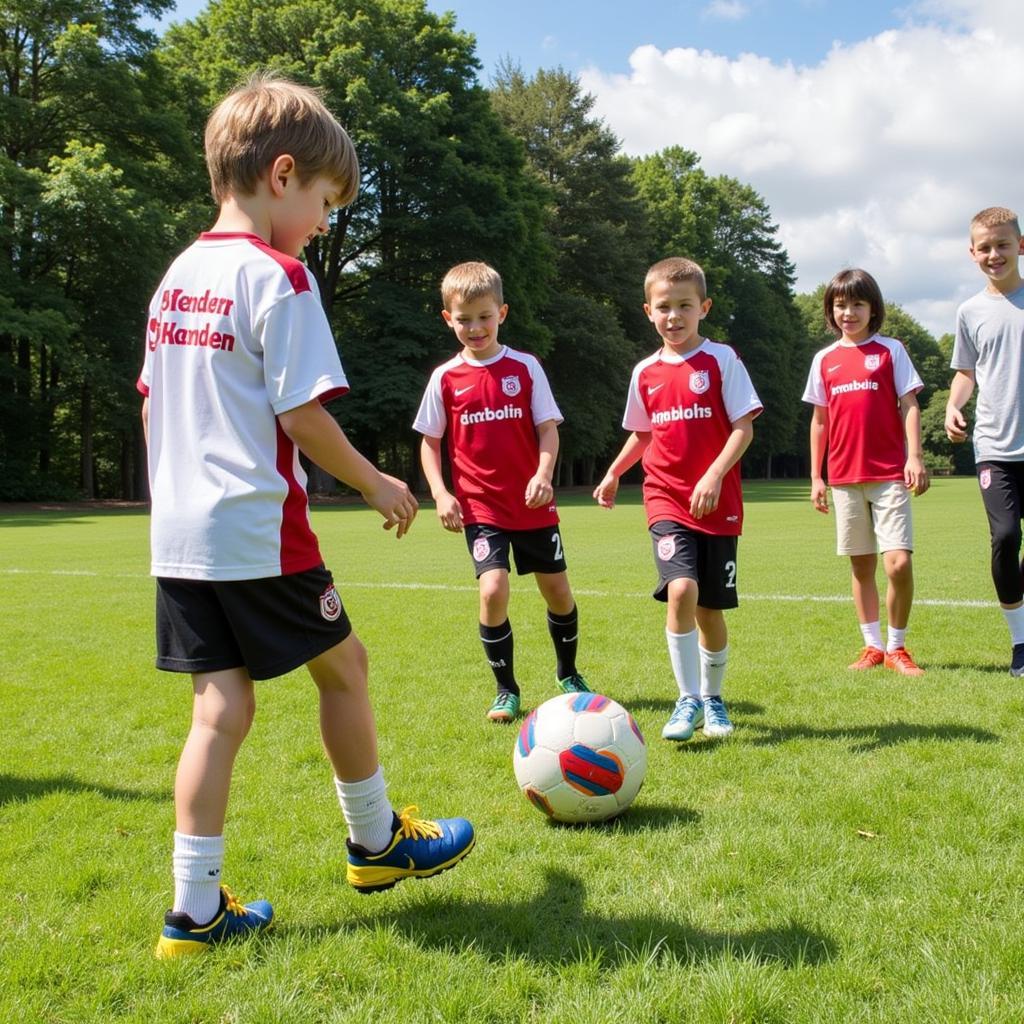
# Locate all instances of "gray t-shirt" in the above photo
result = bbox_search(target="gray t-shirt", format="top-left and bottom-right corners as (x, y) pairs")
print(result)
(951, 284), (1024, 462)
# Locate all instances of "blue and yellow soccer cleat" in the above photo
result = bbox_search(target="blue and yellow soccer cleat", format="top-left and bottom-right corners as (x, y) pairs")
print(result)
(346, 806), (475, 894)
(154, 886), (273, 959)
(557, 673), (592, 694)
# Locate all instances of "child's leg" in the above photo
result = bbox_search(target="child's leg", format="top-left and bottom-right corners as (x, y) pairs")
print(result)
(534, 570), (581, 684)
(849, 553), (883, 649)
(666, 577), (700, 698)
(882, 548), (913, 640)
(172, 667), (254, 922)
(307, 633), (394, 855)
(478, 567), (518, 695)
(695, 607), (727, 697)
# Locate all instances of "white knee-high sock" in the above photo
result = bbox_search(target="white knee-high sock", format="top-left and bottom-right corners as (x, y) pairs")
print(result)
(699, 644), (728, 698)
(335, 766), (394, 853)
(172, 832), (224, 924)
(666, 628), (701, 699)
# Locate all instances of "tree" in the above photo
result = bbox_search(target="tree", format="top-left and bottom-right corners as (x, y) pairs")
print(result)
(490, 64), (649, 482)
(160, 0), (551, 479)
(1, 0), (199, 498)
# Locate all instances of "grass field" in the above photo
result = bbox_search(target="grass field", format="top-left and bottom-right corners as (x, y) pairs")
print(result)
(3, 478), (1024, 1023)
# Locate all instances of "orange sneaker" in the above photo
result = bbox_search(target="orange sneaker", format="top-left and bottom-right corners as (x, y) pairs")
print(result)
(849, 646), (885, 670)
(884, 647), (924, 676)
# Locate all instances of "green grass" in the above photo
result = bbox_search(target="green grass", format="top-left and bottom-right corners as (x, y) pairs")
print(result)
(2, 478), (1023, 1022)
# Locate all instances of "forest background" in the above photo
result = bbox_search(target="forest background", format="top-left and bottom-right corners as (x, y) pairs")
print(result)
(0, 0), (972, 502)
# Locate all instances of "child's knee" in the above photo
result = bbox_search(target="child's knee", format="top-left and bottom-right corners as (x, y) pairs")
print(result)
(478, 572), (510, 612)
(884, 549), (913, 580)
(310, 634), (369, 694)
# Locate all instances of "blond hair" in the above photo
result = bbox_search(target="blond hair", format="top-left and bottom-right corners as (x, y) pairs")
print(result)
(970, 207), (1021, 238)
(644, 257), (707, 302)
(440, 262), (504, 309)
(204, 71), (359, 206)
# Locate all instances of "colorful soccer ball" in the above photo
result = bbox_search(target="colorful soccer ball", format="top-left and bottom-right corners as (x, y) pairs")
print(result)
(513, 693), (647, 823)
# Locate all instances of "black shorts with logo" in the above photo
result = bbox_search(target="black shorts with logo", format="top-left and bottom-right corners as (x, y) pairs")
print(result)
(464, 523), (568, 578)
(155, 564), (352, 681)
(649, 520), (739, 609)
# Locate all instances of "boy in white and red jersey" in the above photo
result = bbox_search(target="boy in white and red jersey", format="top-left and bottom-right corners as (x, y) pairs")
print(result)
(139, 73), (473, 959)
(594, 257), (762, 742)
(803, 267), (929, 675)
(414, 261), (591, 723)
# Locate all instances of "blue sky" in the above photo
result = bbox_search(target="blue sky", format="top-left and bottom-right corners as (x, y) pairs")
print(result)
(143, 1), (1024, 335)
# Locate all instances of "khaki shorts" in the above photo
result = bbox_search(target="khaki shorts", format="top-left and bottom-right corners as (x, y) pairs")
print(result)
(831, 481), (913, 556)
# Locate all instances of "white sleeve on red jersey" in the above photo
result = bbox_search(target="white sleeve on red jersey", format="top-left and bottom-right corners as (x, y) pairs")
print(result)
(412, 364), (448, 438)
(622, 355), (655, 431)
(882, 336), (925, 398)
(715, 344), (764, 422)
(261, 287), (348, 414)
(519, 353), (563, 425)
(801, 345), (833, 407)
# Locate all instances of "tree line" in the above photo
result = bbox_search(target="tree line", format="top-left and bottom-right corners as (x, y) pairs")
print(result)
(0, 0), (961, 502)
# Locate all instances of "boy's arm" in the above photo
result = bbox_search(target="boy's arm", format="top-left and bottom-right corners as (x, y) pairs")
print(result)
(278, 400), (418, 538)
(945, 369), (975, 443)
(141, 396), (149, 447)
(593, 431), (651, 509)
(690, 413), (756, 520)
(900, 392), (929, 495)
(809, 404), (829, 514)
(525, 418), (559, 509)
(420, 434), (463, 532)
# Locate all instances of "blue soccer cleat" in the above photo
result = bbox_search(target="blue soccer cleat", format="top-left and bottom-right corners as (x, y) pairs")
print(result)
(346, 806), (475, 893)
(155, 885), (273, 959)
(662, 695), (704, 741)
(702, 695), (735, 738)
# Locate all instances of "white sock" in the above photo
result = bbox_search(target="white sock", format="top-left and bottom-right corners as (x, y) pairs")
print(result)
(335, 767), (394, 853)
(699, 644), (728, 698)
(859, 620), (883, 650)
(666, 628), (701, 699)
(1002, 605), (1024, 646)
(172, 832), (224, 924)
(887, 627), (907, 653)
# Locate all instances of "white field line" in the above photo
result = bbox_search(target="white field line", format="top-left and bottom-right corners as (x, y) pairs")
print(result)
(0, 567), (995, 608)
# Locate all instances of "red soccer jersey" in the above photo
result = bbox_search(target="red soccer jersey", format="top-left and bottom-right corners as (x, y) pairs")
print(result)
(623, 342), (763, 535)
(413, 346), (563, 530)
(802, 335), (923, 486)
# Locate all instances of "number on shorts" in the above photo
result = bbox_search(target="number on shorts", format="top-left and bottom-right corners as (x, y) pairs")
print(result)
(551, 531), (563, 560)
(724, 560), (737, 588)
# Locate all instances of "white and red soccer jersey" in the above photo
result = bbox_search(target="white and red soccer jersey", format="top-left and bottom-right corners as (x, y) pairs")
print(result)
(802, 334), (923, 486)
(413, 346), (563, 530)
(137, 232), (348, 581)
(623, 341), (763, 535)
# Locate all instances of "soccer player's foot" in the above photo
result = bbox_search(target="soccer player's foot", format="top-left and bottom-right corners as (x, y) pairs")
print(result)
(662, 695), (704, 741)
(346, 806), (475, 894)
(848, 646), (885, 670)
(154, 886), (273, 959)
(884, 647), (924, 676)
(1011, 643), (1024, 677)
(702, 695), (734, 738)
(486, 690), (520, 722)
(557, 672), (592, 694)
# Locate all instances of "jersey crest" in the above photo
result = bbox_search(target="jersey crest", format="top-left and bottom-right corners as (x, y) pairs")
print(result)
(501, 375), (522, 397)
(864, 353), (881, 371)
(689, 370), (710, 395)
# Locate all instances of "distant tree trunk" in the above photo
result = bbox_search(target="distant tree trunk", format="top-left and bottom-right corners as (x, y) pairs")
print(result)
(80, 382), (94, 497)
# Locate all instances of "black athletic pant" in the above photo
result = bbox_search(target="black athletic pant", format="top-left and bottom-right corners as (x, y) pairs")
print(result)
(978, 460), (1024, 605)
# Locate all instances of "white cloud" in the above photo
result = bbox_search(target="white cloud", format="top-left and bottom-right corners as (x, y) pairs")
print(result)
(703, 0), (749, 21)
(580, 9), (1024, 337)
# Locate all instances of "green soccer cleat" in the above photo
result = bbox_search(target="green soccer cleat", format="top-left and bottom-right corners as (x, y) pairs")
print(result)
(487, 690), (521, 722)
(155, 886), (273, 959)
(346, 806), (475, 893)
(557, 673), (592, 694)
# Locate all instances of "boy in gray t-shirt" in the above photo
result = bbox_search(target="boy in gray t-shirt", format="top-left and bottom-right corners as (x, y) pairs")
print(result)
(946, 206), (1024, 675)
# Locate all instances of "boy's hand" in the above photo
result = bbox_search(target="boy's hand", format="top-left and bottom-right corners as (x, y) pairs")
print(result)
(811, 477), (829, 514)
(593, 473), (619, 509)
(905, 457), (929, 496)
(945, 405), (968, 443)
(435, 491), (464, 533)
(362, 473), (418, 538)
(689, 470), (722, 519)
(525, 474), (554, 509)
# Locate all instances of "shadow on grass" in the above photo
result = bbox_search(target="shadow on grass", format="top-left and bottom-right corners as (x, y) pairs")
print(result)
(0, 773), (167, 807)
(291, 868), (835, 968)
(742, 720), (998, 753)
(924, 660), (1013, 675)
(626, 697), (767, 717)
(538, 802), (700, 833)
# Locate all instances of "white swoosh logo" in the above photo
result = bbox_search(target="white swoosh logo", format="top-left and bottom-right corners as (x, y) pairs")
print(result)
(454, 385), (474, 396)
(647, 383), (665, 395)
(827, 365), (841, 373)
